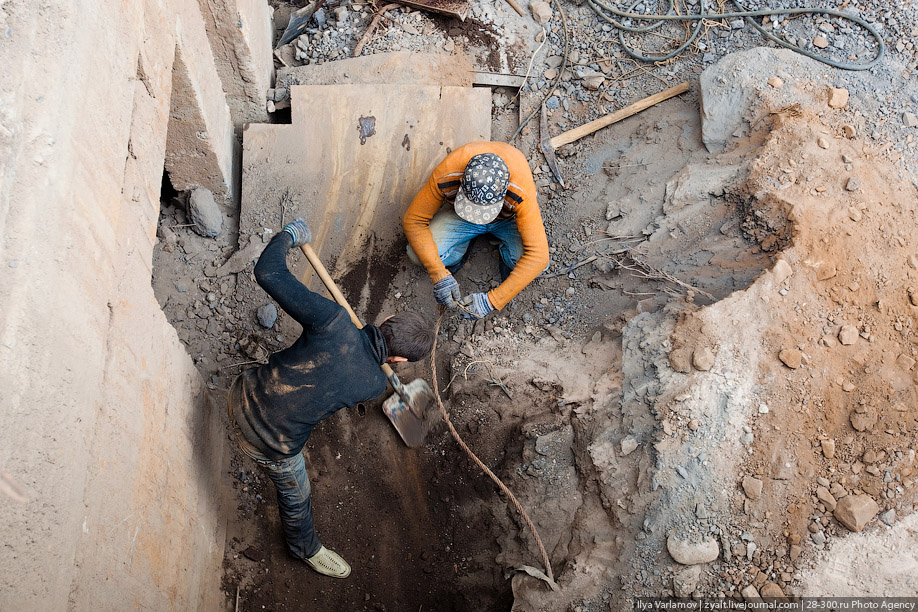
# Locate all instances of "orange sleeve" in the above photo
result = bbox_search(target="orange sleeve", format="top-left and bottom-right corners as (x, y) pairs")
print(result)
(402, 166), (451, 284)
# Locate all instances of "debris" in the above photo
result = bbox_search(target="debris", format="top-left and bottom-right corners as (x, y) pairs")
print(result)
(673, 565), (702, 597)
(849, 408), (876, 432)
(843, 124), (856, 138)
(741, 585), (760, 600)
(621, 436), (638, 456)
(845, 176), (862, 191)
(666, 533), (720, 565)
(904, 112), (918, 128)
(908, 286), (918, 307)
(257, 304), (278, 329)
(820, 439), (836, 459)
(188, 187), (223, 238)
(773, 259), (793, 284)
(692, 346), (715, 371)
(352, 4), (399, 57)
(767, 76), (783, 88)
(742, 476), (763, 500)
(833, 494), (879, 532)
(879, 509), (896, 526)
(838, 324), (859, 345)
(778, 348), (802, 369)
(828, 87), (849, 109)
(816, 486), (837, 511)
(760, 583), (786, 599)
(813, 36), (829, 49)
(215, 236), (266, 277)
(530, 1), (552, 24)
(817, 136), (829, 149)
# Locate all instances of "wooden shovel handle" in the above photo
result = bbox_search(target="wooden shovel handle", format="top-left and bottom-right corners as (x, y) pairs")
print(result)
(549, 81), (690, 149)
(299, 243), (397, 378)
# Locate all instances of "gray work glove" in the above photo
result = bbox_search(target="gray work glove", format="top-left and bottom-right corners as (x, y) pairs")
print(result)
(433, 274), (462, 309)
(282, 218), (311, 248)
(459, 292), (493, 320)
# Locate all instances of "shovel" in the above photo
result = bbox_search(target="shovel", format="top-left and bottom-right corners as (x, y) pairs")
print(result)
(299, 243), (436, 447)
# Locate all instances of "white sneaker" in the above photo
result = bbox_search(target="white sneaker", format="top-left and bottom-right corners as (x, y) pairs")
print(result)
(305, 546), (351, 578)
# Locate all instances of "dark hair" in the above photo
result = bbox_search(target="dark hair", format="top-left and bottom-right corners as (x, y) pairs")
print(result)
(379, 312), (434, 362)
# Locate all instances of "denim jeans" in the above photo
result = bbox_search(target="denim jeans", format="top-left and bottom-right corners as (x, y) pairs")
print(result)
(230, 418), (322, 560)
(406, 208), (524, 275)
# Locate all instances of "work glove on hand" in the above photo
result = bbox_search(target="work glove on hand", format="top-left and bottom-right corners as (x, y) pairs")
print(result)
(459, 292), (494, 320)
(433, 274), (462, 309)
(282, 218), (311, 248)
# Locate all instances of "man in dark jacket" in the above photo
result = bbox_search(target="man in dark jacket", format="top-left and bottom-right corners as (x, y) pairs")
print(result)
(227, 218), (434, 578)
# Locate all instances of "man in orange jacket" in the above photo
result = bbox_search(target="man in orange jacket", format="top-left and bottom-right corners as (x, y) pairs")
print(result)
(403, 142), (550, 319)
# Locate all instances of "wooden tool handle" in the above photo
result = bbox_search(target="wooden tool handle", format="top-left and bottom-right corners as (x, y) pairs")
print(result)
(549, 81), (690, 149)
(299, 243), (396, 378)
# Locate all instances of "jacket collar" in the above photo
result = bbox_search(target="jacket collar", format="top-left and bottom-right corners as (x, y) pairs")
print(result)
(363, 325), (388, 365)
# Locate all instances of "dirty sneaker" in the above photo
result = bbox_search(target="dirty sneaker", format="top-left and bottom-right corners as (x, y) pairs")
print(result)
(304, 546), (351, 578)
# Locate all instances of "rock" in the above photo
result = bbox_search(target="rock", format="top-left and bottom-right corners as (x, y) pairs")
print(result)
(188, 187), (223, 237)
(834, 494), (879, 531)
(741, 585), (760, 600)
(816, 486), (837, 511)
(773, 259), (793, 284)
(742, 476), (763, 500)
(669, 347), (692, 373)
(760, 582), (786, 599)
(828, 87), (849, 109)
(813, 35), (829, 48)
(880, 509), (896, 526)
(582, 75), (605, 90)
(849, 409), (876, 432)
(667, 533), (720, 565)
(789, 544), (803, 562)
(811, 531), (826, 545)
(843, 124), (856, 138)
(904, 112), (918, 128)
(779, 348), (802, 369)
(845, 177), (861, 191)
(621, 436), (638, 456)
(543, 67), (558, 80)
(817, 136), (830, 149)
(838, 325), (859, 345)
(909, 255), (918, 270)
(767, 76), (783, 88)
(530, 1), (552, 24)
(673, 565), (703, 597)
(692, 346), (715, 371)
(908, 287), (918, 307)
(821, 439), (836, 459)
(257, 303), (278, 328)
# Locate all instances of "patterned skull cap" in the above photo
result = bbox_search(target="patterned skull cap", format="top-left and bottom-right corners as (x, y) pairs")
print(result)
(453, 153), (510, 225)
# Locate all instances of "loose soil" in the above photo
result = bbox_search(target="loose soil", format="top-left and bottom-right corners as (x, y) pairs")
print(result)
(151, 0), (918, 609)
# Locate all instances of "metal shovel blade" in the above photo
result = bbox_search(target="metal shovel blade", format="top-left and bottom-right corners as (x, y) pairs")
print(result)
(382, 379), (437, 447)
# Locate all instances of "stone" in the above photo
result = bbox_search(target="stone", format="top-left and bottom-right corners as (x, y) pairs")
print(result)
(845, 177), (861, 191)
(789, 544), (803, 562)
(834, 494), (879, 531)
(879, 509), (896, 526)
(673, 565), (703, 597)
(850, 409), (876, 432)
(667, 533), (720, 565)
(904, 112), (918, 128)
(909, 255), (918, 270)
(811, 531), (826, 545)
(669, 347), (692, 373)
(821, 439), (836, 459)
(741, 585), (761, 600)
(843, 124), (856, 138)
(582, 76), (605, 91)
(813, 35), (829, 48)
(779, 348), (803, 369)
(530, 1), (552, 24)
(908, 286), (918, 307)
(767, 76), (783, 88)
(816, 486), (837, 511)
(257, 303), (278, 328)
(742, 476), (764, 500)
(760, 582), (786, 599)
(817, 136), (830, 149)
(188, 187), (223, 237)
(828, 87), (849, 108)
(838, 325), (859, 345)
(621, 436), (638, 456)
(773, 259), (793, 284)
(898, 354), (916, 371)
(693, 346), (715, 371)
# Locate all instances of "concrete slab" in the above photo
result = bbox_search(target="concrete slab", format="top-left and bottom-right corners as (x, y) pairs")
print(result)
(276, 51), (475, 89)
(240, 83), (490, 319)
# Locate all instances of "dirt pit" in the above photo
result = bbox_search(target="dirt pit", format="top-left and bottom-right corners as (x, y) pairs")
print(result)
(150, 8), (918, 609)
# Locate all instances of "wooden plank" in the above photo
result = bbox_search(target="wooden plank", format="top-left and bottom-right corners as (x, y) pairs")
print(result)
(550, 82), (690, 148)
(472, 71), (526, 88)
(241, 84), (490, 308)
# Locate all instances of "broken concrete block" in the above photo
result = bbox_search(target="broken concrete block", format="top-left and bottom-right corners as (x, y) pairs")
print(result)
(188, 187), (224, 237)
(834, 494), (879, 531)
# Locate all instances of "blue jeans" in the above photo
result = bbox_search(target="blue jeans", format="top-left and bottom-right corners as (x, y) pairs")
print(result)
(231, 423), (322, 560)
(407, 208), (524, 276)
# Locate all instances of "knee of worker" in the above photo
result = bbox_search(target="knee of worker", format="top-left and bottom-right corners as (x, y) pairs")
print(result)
(406, 244), (423, 267)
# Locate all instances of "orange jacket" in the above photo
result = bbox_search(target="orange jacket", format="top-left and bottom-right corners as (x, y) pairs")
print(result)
(402, 142), (549, 310)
